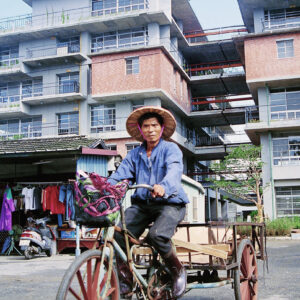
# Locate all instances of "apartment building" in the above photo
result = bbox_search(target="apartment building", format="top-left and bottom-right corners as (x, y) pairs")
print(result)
(0, 0), (255, 221)
(238, 0), (300, 219)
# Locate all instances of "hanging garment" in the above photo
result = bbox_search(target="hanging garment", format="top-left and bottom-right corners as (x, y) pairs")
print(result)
(21, 187), (34, 211)
(0, 187), (15, 231)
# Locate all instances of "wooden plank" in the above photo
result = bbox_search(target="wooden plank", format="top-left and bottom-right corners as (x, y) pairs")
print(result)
(172, 239), (228, 259)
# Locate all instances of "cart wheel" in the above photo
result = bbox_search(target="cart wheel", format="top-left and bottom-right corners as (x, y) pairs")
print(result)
(56, 249), (119, 300)
(234, 239), (258, 300)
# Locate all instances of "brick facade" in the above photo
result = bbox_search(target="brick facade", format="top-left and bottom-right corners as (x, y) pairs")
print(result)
(91, 48), (190, 112)
(245, 33), (300, 82)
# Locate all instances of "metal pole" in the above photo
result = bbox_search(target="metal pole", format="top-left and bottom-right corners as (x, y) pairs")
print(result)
(75, 224), (81, 256)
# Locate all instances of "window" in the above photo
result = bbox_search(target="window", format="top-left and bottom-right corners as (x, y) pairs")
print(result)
(91, 27), (148, 53)
(21, 78), (43, 99)
(277, 39), (294, 58)
(107, 144), (117, 150)
(0, 117), (42, 140)
(58, 112), (79, 135)
(92, 0), (148, 15)
(126, 57), (139, 74)
(126, 143), (140, 153)
(58, 73), (79, 94)
(276, 186), (300, 216)
(0, 82), (20, 107)
(270, 88), (300, 120)
(0, 46), (19, 68)
(132, 100), (144, 111)
(273, 135), (300, 165)
(91, 104), (116, 132)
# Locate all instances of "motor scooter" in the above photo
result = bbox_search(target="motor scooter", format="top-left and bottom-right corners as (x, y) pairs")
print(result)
(19, 217), (56, 259)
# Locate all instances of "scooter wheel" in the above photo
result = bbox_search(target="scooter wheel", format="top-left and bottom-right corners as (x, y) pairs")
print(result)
(24, 247), (34, 259)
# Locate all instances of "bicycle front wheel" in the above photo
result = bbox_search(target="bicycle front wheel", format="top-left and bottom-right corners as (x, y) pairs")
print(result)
(57, 249), (120, 300)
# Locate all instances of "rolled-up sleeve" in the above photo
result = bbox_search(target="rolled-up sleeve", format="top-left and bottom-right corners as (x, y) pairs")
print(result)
(108, 151), (136, 185)
(158, 144), (183, 198)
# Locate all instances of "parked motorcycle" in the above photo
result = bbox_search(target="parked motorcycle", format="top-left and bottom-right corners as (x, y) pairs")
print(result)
(19, 217), (56, 259)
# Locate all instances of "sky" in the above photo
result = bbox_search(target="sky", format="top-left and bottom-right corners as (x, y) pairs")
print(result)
(0, 0), (244, 28)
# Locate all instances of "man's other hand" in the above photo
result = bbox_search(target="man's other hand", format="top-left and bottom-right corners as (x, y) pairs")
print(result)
(151, 184), (165, 198)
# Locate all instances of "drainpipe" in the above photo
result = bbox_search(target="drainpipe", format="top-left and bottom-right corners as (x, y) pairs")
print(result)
(266, 85), (275, 219)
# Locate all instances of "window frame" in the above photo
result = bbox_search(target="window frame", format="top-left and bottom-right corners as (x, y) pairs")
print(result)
(276, 39), (294, 59)
(126, 56), (139, 75)
(57, 112), (79, 135)
(90, 104), (116, 133)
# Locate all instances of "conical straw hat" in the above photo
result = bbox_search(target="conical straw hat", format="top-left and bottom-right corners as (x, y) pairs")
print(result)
(126, 106), (176, 142)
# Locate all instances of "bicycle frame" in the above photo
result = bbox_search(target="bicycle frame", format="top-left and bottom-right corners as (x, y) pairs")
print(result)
(97, 183), (156, 299)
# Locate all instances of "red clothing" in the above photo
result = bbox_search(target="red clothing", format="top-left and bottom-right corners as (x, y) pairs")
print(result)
(43, 186), (65, 214)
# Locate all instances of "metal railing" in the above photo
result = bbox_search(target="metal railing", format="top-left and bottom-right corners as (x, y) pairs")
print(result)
(0, 59), (20, 69)
(0, 120), (79, 141)
(0, 1), (149, 34)
(184, 25), (247, 43)
(196, 136), (225, 147)
(0, 96), (21, 110)
(191, 96), (253, 112)
(245, 106), (259, 123)
(26, 44), (80, 59)
(271, 109), (300, 121)
(188, 60), (244, 77)
(0, 82), (80, 108)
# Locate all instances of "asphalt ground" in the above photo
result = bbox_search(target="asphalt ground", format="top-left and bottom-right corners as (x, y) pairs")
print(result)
(0, 239), (299, 300)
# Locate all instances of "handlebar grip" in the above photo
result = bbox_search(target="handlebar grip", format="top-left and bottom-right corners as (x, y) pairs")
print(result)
(129, 184), (154, 191)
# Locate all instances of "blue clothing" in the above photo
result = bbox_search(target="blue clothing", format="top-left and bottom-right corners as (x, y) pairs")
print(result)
(108, 139), (189, 204)
(59, 184), (75, 221)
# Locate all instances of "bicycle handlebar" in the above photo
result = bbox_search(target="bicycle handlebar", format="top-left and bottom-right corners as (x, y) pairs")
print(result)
(128, 184), (154, 191)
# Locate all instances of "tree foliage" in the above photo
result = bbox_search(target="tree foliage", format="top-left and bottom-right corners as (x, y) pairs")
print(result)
(210, 144), (264, 222)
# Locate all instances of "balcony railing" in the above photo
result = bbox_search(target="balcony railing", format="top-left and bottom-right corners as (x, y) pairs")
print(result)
(0, 96), (21, 110)
(0, 59), (20, 69)
(184, 25), (247, 43)
(26, 44), (80, 59)
(196, 136), (225, 147)
(271, 109), (300, 121)
(0, 121), (79, 141)
(191, 96), (253, 112)
(188, 60), (244, 77)
(0, 82), (80, 107)
(0, 1), (149, 34)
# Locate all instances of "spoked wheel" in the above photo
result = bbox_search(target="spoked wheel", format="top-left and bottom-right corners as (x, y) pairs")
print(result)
(57, 249), (120, 300)
(234, 239), (258, 300)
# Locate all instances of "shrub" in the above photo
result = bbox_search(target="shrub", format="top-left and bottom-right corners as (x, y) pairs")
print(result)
(265, 217), (300, 236)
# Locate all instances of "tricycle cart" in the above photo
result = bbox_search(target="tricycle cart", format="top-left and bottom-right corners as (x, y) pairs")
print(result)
(57, 179), (266, 300)
(172, 221), (266, 300)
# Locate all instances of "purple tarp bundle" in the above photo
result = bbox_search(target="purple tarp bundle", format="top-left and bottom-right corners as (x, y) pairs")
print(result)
(0, 187), (15, 231)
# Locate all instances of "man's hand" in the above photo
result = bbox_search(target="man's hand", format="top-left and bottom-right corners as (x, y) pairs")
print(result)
(151, 184), (165, 198)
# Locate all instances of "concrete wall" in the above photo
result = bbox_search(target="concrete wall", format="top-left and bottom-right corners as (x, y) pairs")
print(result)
(253, 8), (264, 33)
(245, 33), (300, 82)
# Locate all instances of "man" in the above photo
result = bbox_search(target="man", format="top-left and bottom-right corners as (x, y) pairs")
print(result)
(108, 106), (189, 298)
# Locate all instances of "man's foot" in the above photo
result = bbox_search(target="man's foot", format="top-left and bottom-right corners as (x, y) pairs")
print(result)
(163, 250), (187, 298)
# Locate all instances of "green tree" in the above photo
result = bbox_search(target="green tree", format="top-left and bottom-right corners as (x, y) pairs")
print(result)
(210, 144), (264, 222)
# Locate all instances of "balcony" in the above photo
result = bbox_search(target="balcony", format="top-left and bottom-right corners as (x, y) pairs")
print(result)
(0, 96), (26, 118)
(1, 82), (84, 106)
(262, 9), (300, 31)
(0, 120), (79, 141)
(23, 45), (88, 68)
(0, 1), (167, 42)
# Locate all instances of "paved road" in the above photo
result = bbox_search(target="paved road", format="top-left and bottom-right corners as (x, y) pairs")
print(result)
(0, 239), (299, 300)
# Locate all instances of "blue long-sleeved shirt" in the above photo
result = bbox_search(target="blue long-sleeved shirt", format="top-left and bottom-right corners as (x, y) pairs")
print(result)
(108, 139), (189, 204)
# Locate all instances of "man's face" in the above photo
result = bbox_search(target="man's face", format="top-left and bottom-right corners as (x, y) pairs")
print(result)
(141, 117), (162, 143)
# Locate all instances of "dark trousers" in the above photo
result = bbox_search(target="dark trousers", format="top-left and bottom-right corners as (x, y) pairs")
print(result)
(115, 202), (186, 256)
